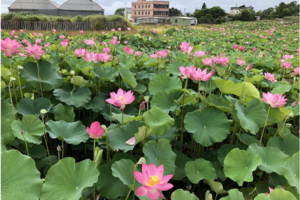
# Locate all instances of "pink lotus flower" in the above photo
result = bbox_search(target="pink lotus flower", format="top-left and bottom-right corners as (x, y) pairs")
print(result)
(191, 68), (214, 82)
(22, 39), (28, 44)
(98, 53), (111, 63)
(139, 101), (146, 110)
(127, 27), (131, 31)
(25, 43), (45, 60)
(281, 62), (292, 69)
(233, 44), (238, 49)
(266, 187), (284, 196)
(59, 35), (65, 39)
(84, 52), (99, 63)
(118, 28), (122, 31)
(52, 29), (56, 32)
(79, 30), (83, 34)
(239, 46), (245, 51)
(1, 37), (22, 57)
(102, 47), (111, 54)
(263, 92), (287, 108)
(156, 50), (168, 58)
(84, 39), (95, 46)
(179, 66), (195, 79)
(18, 53), (26, 57)
(179, 42), (193, 54)
(123, 46), (134, 54)
(60, 38), (69, 48)
(292, 101), (298, 107)
(214, 56), (229, 66)
(297, 48), (300, 54)
(124, 41), (128, 44)
(110, 37), (120, 45)
(150, 54), (158, 59)
(134, 163), (173, 200)
(293, 67), (300, 75)
(202, 58), (214, 66)
(74, 48), (87, 57)
(252, 48), (257, 52)
(245, 63), (252, 71)
(111, 29), (116, 32)
(126, 137), (135, 145)
(237, 57), (246, 66)
(87, 121), (105, 139)
(282, 55), (294, 60)
(105, 88), (135, 110)
(135, 51), (142, 56)
(152, 30), (157, 34)
(194, 51), (205, 57)
(264, 73), (276, 82)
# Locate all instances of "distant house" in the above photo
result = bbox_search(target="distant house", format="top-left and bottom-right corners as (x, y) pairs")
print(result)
(136, 16), (170, 24)
(170, 16), (197, 26)
(124, 7), (132, 21)
(230, 5), (254, 15)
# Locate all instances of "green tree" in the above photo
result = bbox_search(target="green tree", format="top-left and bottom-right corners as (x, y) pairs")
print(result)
(193, 8), (209, 19)
(186, 12), (191, 17)
(209, 6), (226, 18)
(114, 8), (125, 16)
(169, 7), (181, 16)
(201, 3), (207, 9)
(239, 10), (256, 21)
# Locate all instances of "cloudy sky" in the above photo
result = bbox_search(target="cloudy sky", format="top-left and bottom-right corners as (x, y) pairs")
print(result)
(1, 0), (295, 15)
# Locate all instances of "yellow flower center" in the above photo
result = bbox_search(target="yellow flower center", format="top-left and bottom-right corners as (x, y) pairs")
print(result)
(119, 96), (123, 100)
(148, 176), (160, 187)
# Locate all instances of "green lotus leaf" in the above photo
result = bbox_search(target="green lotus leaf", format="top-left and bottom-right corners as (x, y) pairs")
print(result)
(119, 54), (136, 69)
(214, 78), (260, 101)
(70, 76), (88, 87)
(17, 97), (51, 116)
(271, 84), (291, 94)
(143, 106), (174, 135)
(151, 90), (183, 113)
(11, 115), (44, 144)
(224, 148), (262, 186)
(1, 117), (15, 148)
(267, 134), (299, 156)
(1, 100), (16, 120)
(119, 66), (137, 88)
(204, 179), (227, 195)
(96, 164), (130, 199)
(1, 150), (43, 200)
(184, 107), (229, 146)
(220, 189), (245, 200)
(40, 158), (99, 200)
(93, 66), (119, 82)
(267, 106), (291, 125)
(22, 60), (63, 91)
(200, 94), (232, 112)
(134, 126), (153, 144)
(143, 138), (177, 175)
(149, 74), (182, 95)
(185, 158), (216, 184)
(284, 152), (299, 193)
(51, 103), (75, 122)
(166, 60), (186, 76)
(171, 189), (199, 200)
(29, 144), (47, 158)
(254, 189), (297, 200)
(238, 133), (260, 145)
(108, 121), (144, 152)
(111, 159), (135, 190)
(235, 99), (267, 135)
(46, 120), (89, 145)
(247, 143), (289, 175)
(173, 150), (191, 180)
(53, 86), (91, 108)
(84, 96), (105, 112)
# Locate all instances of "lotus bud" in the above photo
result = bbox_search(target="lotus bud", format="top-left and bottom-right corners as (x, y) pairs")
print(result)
(139, 101), (146, 111)
(137, 157), (146, 165)
(40, 109), (47, 115)
(292, 101), (298, 107)
(20, 130), (24, 134)
(126, 137), (136, 145)
(286, 123), (292, 128)
(17, 65), (23, 70)
(10, 77), (16, 82)
(246, 63), (253, 72)
(57, 145), (62, 151)
(70, 70), (75, 75)
(288, 113), (294, 118)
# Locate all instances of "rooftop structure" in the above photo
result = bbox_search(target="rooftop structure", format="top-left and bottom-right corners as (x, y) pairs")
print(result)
(230, 5), (254, 15)
(58, 0), (104, 16)
(131, 0), (169, 22)
(8, 0), (60, 15)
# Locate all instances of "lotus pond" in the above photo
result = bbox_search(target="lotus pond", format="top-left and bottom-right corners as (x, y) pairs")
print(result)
(1, 21), (299, 200)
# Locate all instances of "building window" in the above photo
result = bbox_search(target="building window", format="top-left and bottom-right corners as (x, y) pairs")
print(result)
(142, 11), (143, 15)
(142, 5), (143, 8)
(148, 11), (150, 15)
(138, 12), (140, 14)
(134, 5), (136, 8)
(135, 12), (136, 14)
(236, 11), (238, 13)
(148, 5), (150, 8)
(138, 5), (140, 8)
(175, 19), (178, 23)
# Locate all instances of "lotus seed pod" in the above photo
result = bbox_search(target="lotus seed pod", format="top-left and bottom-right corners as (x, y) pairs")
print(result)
(70, 70), (75, 75)
(40, 109), (47, 114)
(10, 77), (16, 82)
(137, 157), (146, 165)
(17, 65), (23, 69)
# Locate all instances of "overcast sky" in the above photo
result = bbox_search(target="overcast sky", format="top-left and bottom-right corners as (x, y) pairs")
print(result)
(1, 0), (295, 15)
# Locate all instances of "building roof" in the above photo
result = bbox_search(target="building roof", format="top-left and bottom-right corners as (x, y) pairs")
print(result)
(231, 5), (253, 10)
(136, 16), (170, 19)
(9, 0), (60, 10)
(171, 16), (197, 20)
(59, 0), (104, 11)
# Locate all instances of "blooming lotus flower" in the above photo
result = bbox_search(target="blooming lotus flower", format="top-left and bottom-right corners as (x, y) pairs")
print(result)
(118, 27), (122, 31)
(106, 88), (135, 110)
(22, 39), (27, 44)
(252, 48), (257, 52)
(59, 35), (65, 39)
(25, 43), (45, 60)
(127, 27), (131, 31)
(215, 56), (229, 66)
(293, 67), (300, 75)
(79, 30), (83, 34)
(239, 46), (244, 51)
(98, 53), (111, 63)
(87, 121), (105, 139)
(156, 50), (168, 58)
(18, 53), (26, 57)
(44, 42), (51, 48)
(281, 62), (292, 69)
(110, 37), (120, 45)
(134, 163), (173, 200)
(35, 39), (42, 44)
(237, 57), (246, 66)
(283, 55), (294, 60)
(1, 37), (22, 57)
(60, 39), (69, 48)
(202, 58), (214, 66)
(263, 92), (287, 108)
(135, 51), (142, 56)
(52, 29), (56, 32)
(298, 48), (300, 54)
(152, 30), (157, 34)
(74, 48), (87, 57)
(191, 68), (214, 82)
(180, 42), (193, 54)
(194, 51), (205, 57)
(150, 54), (158, 59)
(179, 66), (195, 79)
(233, 44), (238, 49)
(84, 52), (99, 63)
(123, 46), (134, 54)
(124, 41), (128, 44)
(84, 39), (95, 46)
(102, 47), (111, 54)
